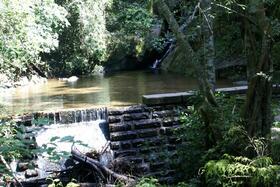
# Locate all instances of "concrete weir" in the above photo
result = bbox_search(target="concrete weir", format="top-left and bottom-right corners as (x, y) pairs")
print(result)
(14, 85), (280, 183)
(143, 84), (280, 106)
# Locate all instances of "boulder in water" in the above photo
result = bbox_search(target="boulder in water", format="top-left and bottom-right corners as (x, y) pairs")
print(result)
(25, 169), (38, 178)
(59, 76), (79, 82)
(67, 76), (79, 82)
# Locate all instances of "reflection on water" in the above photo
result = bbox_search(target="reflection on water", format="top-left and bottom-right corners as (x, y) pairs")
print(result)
(0, 70), (233, 114)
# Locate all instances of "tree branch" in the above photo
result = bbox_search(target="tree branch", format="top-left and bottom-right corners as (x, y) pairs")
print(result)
(0, 155), (23, 187)
(71, 147), (135, 185)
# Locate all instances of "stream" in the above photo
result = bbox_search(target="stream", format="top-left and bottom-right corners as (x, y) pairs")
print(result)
(0, 70), (233, 114)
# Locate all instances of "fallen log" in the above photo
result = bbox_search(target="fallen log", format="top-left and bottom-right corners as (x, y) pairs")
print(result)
(18, 178), (48, 187)
(71, 147), (135, 185)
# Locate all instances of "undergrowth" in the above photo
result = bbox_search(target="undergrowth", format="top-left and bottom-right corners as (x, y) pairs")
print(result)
(202, 154), (280, 187)
(175, 93), (280, 186)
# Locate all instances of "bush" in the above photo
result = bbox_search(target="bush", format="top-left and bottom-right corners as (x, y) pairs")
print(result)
(202, 154), (280, 187)
(47, 0), (111, 76)
(0, 0), (68, 78)
(135, 177), (160, 187)
(176, 93), (245, 180)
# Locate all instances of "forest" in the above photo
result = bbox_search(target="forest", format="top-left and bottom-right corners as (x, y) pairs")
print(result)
(0, 0), (280, 186)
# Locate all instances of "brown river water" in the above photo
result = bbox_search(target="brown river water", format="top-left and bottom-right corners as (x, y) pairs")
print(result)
(0, 70), (233, 114)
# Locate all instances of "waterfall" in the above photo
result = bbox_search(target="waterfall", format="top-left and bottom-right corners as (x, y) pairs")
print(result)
(81, 110), (86, 122)
(40, 108), (107, 125)
(33, 108), (110, 178)
(151, 43), (175, 70)
(150, 43), (175, 70)
(53, 112), (56, 124)
(151, 59), (161, 69)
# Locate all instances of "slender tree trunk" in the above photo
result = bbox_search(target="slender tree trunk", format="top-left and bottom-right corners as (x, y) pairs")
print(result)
(155, 0), (222, 144)
(200, 0), (216, 90)
(154, 0), (216, 103)
(147, 0), (154, 14)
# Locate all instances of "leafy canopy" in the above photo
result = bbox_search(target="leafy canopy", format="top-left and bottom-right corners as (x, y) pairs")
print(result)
(0, 0), (68, 78)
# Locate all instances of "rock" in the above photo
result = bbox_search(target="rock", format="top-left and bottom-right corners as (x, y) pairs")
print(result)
(67, 76), (79, 82)
(59, 76), (79, 82)
(25, 169), (38, 178)
(160, 46), (194, 76)
(17, 162), (29, 172)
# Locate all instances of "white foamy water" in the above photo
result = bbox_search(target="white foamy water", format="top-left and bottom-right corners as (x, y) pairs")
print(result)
(35, 120), (108, 176)
(36, 120), (108, 154)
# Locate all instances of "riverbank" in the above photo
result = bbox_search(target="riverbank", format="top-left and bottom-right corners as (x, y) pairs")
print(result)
(0, 74), (47, 91)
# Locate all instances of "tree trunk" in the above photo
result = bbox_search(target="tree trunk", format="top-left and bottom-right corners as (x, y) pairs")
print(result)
(155, 0), (221, 144)
(243, 2), (273, 140)
(147, 0), (154, 14)
(200, 0), (216, 90)
(155, 0), (215, 100)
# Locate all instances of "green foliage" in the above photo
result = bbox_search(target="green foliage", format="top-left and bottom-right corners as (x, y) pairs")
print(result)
(134, 177), (197, 187)
(0, 120), (35, 176)
(105, 0), (154, 61)
(176, 94), (244, 180)
(202, 154), (280, 187)
(107, 1), (153, 37)
(246, 137), (269, 157)
(150, 36), (168, 52)
(0, 0), (68, 78)
(135, 177), (160, 187)
(214, 21), (243, 59)
(47, 0), (111, 76)
(0, 104), (8, 118)
(271, 140), (280, 163)
(175, 92), (280, 186)
(38, 135), (88, 162)
(176, 105), (206, 179)
(0, 112), (88, 182)
(273, 121), (280, 128)
(48, 178), (79, 187)
(32, 117), (52, 127)
(272, 42), (280, 71)
(48, 178), (64, 187)
(0, 121), (31, 159)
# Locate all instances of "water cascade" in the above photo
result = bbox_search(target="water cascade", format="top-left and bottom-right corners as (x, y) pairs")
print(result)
(151, 59), (161, 69)
(43, 108), (107, 125)
(22, 108), (110, 179)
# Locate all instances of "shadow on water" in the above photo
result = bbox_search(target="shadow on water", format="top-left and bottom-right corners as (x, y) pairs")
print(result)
(0, 70), (233, 114)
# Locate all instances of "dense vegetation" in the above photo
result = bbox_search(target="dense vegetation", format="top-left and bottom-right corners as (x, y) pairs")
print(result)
(0, 0), (68, 79)
(1, 0), (279, 79)
(0, 0), (156, 78)
(1, 0), (280, 186)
